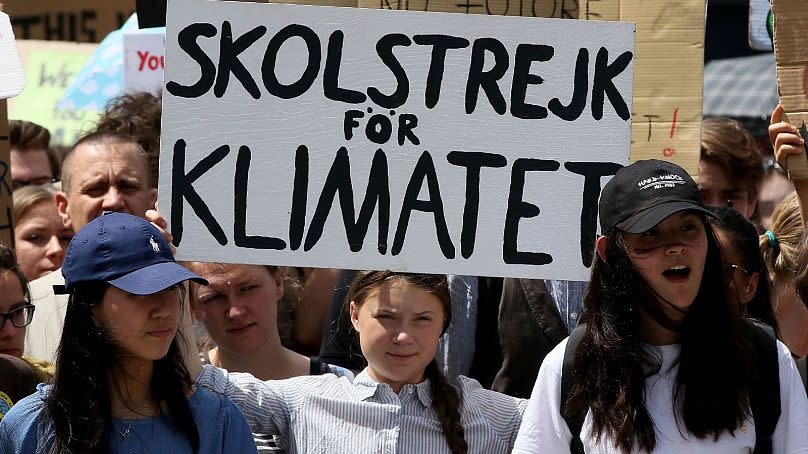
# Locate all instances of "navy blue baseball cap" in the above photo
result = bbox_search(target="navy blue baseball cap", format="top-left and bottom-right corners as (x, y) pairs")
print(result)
(61, 212), (207, 295)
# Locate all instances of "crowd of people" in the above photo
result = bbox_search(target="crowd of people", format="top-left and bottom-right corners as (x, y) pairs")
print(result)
(0, 88), (806, 453)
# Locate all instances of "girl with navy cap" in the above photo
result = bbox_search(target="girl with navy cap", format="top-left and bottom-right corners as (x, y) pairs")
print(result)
(0, 212), (257, 454)
(513, 160), (808, 453)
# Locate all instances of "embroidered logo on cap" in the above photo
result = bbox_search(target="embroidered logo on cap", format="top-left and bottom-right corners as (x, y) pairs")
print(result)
(149, 236), (160, 253)
(637, 174), (686, 191)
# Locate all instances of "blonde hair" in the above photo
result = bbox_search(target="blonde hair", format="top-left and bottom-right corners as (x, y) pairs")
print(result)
(182, 262), (302, 350)
(760, 192), (803, 285)
(12, 185), (57, 223)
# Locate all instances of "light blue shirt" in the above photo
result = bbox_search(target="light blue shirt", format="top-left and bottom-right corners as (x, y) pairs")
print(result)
(0, 383), (257, 454)
(546, 279), (587, 332)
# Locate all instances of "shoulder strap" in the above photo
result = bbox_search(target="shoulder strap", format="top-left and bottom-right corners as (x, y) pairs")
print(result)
(309, 356), (324, 375)
(747, 323), (780, 454)
(561, 324), (587, 454)
(797, 356), (808, 395)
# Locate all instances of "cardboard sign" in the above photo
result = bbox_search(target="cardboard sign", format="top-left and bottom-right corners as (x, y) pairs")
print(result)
(584, 0), (703, 178)
(160, 0), (635, 280)
(7, 40), (100, 146)
(358, 0), (577, 18)
(749, 0), (773, 51)
(0, 11), (26, 99)
(772, 0), (808, 179)
(0, 0), (131, 43)
(123, 27), (165, 95)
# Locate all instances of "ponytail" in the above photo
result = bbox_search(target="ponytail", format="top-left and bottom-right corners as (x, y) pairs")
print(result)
(425, 359), (467, 454)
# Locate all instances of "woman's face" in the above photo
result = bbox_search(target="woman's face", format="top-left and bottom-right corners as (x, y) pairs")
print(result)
(191, 264), (283, 354)
(714, 229), (757, 305)
(350, 279), (444, 393)
(14, 200), (73, 280)
(93, 285), (181, 362)
(0, 270), (27, 357)
(624, 211), (708, 315)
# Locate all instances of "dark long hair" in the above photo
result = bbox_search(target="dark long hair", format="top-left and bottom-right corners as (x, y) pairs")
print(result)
(708, 206), (779, 334)
(346, 271), (467, 454)
(564, 217), (755, 453)
(46, 281), (200, 453)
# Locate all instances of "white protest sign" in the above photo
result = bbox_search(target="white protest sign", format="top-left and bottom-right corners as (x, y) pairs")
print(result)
(123, 27), (165, 95)
(749, 0), (773, 51)
(0, 11), (26, 99)
(160, 0), (635, 280)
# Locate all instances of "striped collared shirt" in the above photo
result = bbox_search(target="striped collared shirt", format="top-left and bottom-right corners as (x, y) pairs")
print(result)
(198, 365), (527, 454)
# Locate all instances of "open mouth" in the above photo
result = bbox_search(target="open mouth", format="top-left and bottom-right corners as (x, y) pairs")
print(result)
(662, 265), (691, 282)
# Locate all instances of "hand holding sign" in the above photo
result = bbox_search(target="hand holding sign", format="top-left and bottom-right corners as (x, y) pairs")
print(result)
(772, 0), (808, 180)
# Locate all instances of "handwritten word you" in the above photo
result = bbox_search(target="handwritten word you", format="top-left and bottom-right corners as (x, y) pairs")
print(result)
(136, 50), (165, 71)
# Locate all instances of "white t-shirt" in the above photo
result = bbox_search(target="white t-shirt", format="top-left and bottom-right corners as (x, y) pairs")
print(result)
(23, 269), (68, 362)
(513, 337), (808, 453)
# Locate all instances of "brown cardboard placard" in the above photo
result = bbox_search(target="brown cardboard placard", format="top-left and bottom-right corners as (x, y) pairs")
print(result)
(771, 0), (808, 180)
(1, 0), (131, 43)
(358, 0), (578, 19)
(584, 0), (704, 178)
(0, 100), (14, 248)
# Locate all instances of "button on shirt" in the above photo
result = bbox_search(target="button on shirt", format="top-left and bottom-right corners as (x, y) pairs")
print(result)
(546, 280), (587, 333)
(198, 365), (527, 454)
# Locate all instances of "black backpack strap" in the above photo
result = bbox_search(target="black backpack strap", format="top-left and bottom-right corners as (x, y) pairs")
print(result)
(797, 356), (808, 396)
(309, 356), (324, 375)
(561, 324), (587, 454)
(747, 323), (780, 454)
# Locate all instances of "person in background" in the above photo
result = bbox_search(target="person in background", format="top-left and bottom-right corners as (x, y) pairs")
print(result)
(187, 262), (352, 380)
(0, 244), (53, 422)
(758, 160), (795, 230)
(760, 193), (808, 357)
(699, 117), (764, 219)
(0, 212), (256, 453)
(25, 131), (157, 361)
(193, 271), (526, 453)
(12, 185), (73, 281)
(708, 206), (778, 331)
(0, 243), (51, 378)
(93, 92), (162, 188)
(9, 120), (60, 190)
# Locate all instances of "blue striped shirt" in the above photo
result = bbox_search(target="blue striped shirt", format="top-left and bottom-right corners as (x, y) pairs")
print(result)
(198, 365), (527, 453)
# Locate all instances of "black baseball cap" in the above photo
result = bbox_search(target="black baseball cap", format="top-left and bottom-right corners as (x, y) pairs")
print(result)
(599, 159), (713, 234)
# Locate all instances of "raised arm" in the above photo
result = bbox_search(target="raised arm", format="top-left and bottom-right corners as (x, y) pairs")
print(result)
(769, 105), (808, 225)
(197, 365), (290, 442)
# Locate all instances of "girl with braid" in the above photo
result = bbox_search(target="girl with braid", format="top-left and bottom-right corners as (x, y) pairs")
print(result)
(190, 271), (526, 453)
